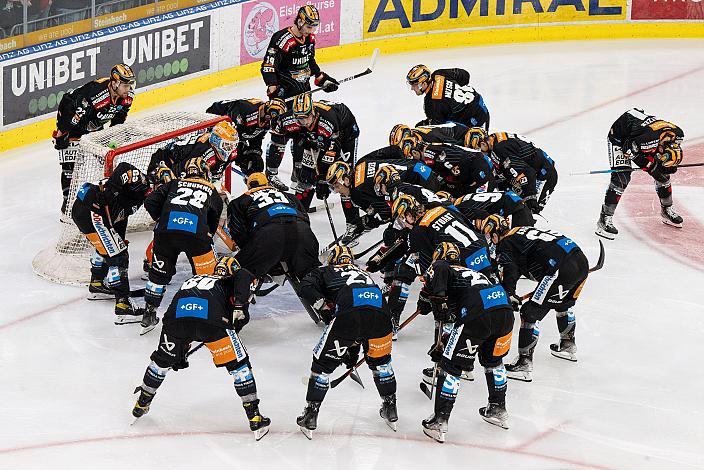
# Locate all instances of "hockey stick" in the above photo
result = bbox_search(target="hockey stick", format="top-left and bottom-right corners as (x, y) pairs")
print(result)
(355, 240), (383, 259)
(330, 308), (422, 389)
(570, 162), (704, 175)
(519, 240), (606, 301)
(420, 321), (444, 400)
(307, 200), (336, 213)
(216, 224), (237, 252)
(324, 199), (339, 240)
(285, 48), (380, 102)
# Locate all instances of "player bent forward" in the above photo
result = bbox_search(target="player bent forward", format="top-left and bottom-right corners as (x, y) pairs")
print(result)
(296, 246), (398, 439)
(419, 242), (514, 442)
(132, 257), (271, 441)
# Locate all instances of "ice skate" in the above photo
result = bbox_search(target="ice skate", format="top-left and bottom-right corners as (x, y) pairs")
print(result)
(661, 205), (683, 228)
(422, 413), (448, 443)
(550, 339), (577, 362)
(244, 400), (271, 441)
(115, 298), (144, 325)
(132, 386), (155, 419)
(595, 211), (618, 240)
(87, 279), (114, 300)
(266, 171), (289, 192)
(379, 394), (398, 431)
(422, 366), (473, 385)
(506, 355), (533, 382)
(297, 401), (320, 440)
(139, 305), (159, 335)
(479, 402), (509, 429)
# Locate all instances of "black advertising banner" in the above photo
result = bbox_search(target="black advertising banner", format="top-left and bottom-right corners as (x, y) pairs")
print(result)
(2, 16), (211, 126)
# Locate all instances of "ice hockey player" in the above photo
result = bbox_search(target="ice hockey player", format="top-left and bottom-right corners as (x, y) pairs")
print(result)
(289, 93), (360, 220)
(478, 216), (589, 381)
(324, 158), (441, 245)
(454, 190), (535, 229)
(465, 128), (558, 214)
(147, 121), (239, 183)
(54, 63), (135, 214)
(141, 157), (224, 334)
(205, 98), (287, 175)
(596, 108), (684, 239)
(227, 172), (322, 321)
(406, 65), (490, 130)
(399, 136), (494, 196)
(261, 5), (338, 99)
(71, 162), (149, 322)
(131, 256), (271, 441)
(418, 242), (514, 441)
(296, 246), (397, 438)
(389, 123), (469, 147)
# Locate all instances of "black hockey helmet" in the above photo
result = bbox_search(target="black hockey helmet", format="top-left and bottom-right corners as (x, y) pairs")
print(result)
(476, 214), (510, 243)
(389, 124), (411, 146)
(296, 5), (320, 28)
(326, 161), (351, 187)
(292, 92), (314, 119)
(184, 157), (211, 180)
(406, 65), (431, 87)
(259, 98), (286, 127)
(464, 127), (488, 150)
(373, 165), (401, 196)
(215, 256), (240, 277)
(432, 242), (461, 264)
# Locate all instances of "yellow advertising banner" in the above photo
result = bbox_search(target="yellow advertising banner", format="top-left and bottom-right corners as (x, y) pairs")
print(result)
(364, 0), (627, 38)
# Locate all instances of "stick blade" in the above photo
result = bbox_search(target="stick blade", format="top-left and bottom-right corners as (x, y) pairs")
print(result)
(369, 48), (380, 72)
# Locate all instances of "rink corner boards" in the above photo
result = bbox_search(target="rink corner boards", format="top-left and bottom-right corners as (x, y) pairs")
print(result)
(1, 20), (703, 155)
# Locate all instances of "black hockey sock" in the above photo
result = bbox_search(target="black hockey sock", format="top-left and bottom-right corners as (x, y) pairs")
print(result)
(296, 187), (315, 212)
(434, 370), (459, 419)
(90, 253), (108, 279)
(387, 282), (409, 323)
(555, 309), (576, 340)
(341, 195), (360, 224)
(230, 363), (257, 402)
(517, 321), (539, 357)
(145, 281), (166, 309)
(484, 365), (507, 406)
(305, 371), (330, 403)
(142, 360), (169, 393)
(105, 266), (130, 297)
(655, 180), (673, 206)
(371, 360), (397, 397)
(265, 142), (285, 170)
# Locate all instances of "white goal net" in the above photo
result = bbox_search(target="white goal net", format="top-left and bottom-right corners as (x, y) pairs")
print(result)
(32, 112), (230, 286)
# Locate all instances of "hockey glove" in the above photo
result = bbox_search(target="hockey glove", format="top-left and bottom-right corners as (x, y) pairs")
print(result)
(315, 180), (330, 200)
(509, 294), (522, 312)
(638, 155), (669, 183)
(431, 296), (455, 323)
(53, 129), (71, 150)
(524, 197), (541, 214)
(417, 290), (433, 315)
(232, 303), (250, 332)
(266, 84), (280, 99)
(315, 72), (339, 92)
(510, 173), (529, 195)
(343, 343), (361, 369)
(312, 298), (334, 324)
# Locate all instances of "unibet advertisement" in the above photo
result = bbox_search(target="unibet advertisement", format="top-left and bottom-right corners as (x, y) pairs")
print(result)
(364, 0), (627, 38)
(240, 0), (341, 66)
(2, 16), (211, 126)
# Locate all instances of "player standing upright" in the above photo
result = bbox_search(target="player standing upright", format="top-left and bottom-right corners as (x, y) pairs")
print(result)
(406, 65), (490, 130)
(596, 108), (684, 239)
(53, 64), (136, 215)
(261, 5), (339, 100)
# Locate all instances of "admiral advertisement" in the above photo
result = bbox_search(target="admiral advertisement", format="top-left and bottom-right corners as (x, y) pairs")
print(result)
(364, 0), (627, 38)
(240, 0), (341, 66)
(2, 16), (211, 126)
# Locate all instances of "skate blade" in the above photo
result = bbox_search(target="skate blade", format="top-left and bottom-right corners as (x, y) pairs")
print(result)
(299, 426), (313, 440)
(460, 370), (474, 381)
(253, 426), (270, 441)
(140, 320), (159, 336)
(422, 427), (445, 443)
(140, 273), (149, 281)
(87, 292), (114, 301)
(506, 371), (533, 382)
(422, 376), (436, 386)
(481, 415), (509, 430)
(550, 349), (578, 362)
(420, 382), (433, 400)
(594, 228), (616, 240)
(662, 218), (683, 228)
(114, 316), (143, 325)
(384, 419), (398, 432)
(392, 332), (398, 341)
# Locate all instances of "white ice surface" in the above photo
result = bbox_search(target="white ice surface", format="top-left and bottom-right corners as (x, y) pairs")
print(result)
(1, 39), (703, 469)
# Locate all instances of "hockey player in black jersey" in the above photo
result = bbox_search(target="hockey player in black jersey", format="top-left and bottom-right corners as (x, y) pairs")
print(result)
(389, 122), (469, 147)
(206, 98), (287, 175)
(400, 136), (494, 197)
(596, 108), (685, 239)
(71, 162), (149, 322)
(406, 65), (490, 130)
(454, 190), (535, 229)
(418, 242), (514, 441)
(466, 128), (558, 214)
(297, 246), (397, 438)
(479, 216), (589, 381)
(132, 256), (271, 441)
(147, 120), (240, 183)
(261, 5), (338, 99)
(54, 64), (135, 214)
(227, 172), (322, 321)
(142, 157), (224, 333)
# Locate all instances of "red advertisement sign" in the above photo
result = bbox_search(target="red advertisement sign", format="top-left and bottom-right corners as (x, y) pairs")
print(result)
(240, 1), (342, 66)
(632, 0), (704, 20)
